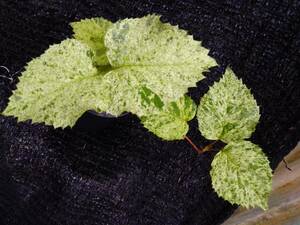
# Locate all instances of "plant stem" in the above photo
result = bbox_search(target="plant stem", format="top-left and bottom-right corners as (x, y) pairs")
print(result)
(184, 136), (203, 154)
(202, 141), (217, 152)
(184, 136), (217, 155)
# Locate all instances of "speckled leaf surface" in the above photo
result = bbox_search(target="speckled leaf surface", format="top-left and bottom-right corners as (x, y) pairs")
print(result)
(103, 15), (217, 113)
(71, 17), (112, 66)
(141, 95), (196, 140)
(0, 1), (299, 225)
(210, 141), (273, 210)
(197, 68), (260, 143)
(3, 39), (106, 128)
(3, 15), (216, 133)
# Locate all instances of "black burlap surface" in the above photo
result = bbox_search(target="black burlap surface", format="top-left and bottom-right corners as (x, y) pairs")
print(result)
(0, 1), (299, 225)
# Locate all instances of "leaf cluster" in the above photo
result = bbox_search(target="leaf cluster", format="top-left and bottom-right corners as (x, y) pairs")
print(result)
(2, 15), (272, 210)
(197, 69), (272, 209)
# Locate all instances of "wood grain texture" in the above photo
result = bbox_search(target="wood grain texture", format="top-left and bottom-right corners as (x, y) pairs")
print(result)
(222, 143), (300, 225)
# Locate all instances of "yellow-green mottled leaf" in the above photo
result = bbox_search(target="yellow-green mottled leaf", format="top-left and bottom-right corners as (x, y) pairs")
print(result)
(197, 68), (260, 143)
(139, 86), (164, 110)
(210, 141), (272, 209)
(102, 14), (217, 115)
(71, 17), (112, 65)
(3, 39), (107, 128)
(3, 15), (217, 133)
(141, 95), (196, 140)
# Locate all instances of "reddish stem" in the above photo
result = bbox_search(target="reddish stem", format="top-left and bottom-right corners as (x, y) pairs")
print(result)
(184, 136), (217, 155)
(202, 141), (217, 152)
(184, 136), (203, 154)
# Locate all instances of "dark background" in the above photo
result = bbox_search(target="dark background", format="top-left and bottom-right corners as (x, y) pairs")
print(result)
(0, 0), (299, 225)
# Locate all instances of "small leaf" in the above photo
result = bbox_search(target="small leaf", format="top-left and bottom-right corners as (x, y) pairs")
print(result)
(3, 39), (107, 128)
(141, 95), (196, 140)
(197, 68), (260, 143)
(71, 17), (113, 66)
(210, 141), (272, 209)
(101, 14), (217, 116)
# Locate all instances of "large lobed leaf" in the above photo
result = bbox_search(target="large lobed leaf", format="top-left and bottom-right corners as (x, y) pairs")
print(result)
(210, 141), (272, 210)
(3, 39), (107, 128)
(3, 15), (216, 141)
(197, 68), (260, 143)
(101, 15), (217, 116)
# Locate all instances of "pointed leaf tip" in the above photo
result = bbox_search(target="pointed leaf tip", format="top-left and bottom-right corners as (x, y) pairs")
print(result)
(197, 68), (260, 143)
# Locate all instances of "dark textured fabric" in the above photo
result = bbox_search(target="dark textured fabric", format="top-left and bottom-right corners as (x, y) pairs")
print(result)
(0, 1), (299, 225)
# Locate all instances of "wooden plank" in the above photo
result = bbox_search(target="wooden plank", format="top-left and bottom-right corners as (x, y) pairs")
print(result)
(222, 143), (300, 225)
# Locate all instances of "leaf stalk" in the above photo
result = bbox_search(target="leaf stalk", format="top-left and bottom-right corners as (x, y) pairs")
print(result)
(184, 136), (216, 155)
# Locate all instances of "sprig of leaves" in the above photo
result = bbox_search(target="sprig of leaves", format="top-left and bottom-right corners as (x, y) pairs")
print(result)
(3, 15), (216, 138)
(197, 68), (272, 209)
(2, 14), (273, 210)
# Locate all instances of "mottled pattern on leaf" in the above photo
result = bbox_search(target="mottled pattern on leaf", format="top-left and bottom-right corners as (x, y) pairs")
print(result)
(197, 68), (260, 143)
(103, 14), (217, 113)
(71, 17), (112, 65)
(3, 39), (106, 128)
(4, 15), (217, 135)
(140, 86), (164, 110)
(210, 141), (272, 210)
(141, 95), (196, 140)
(96, 70), (145, 116)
